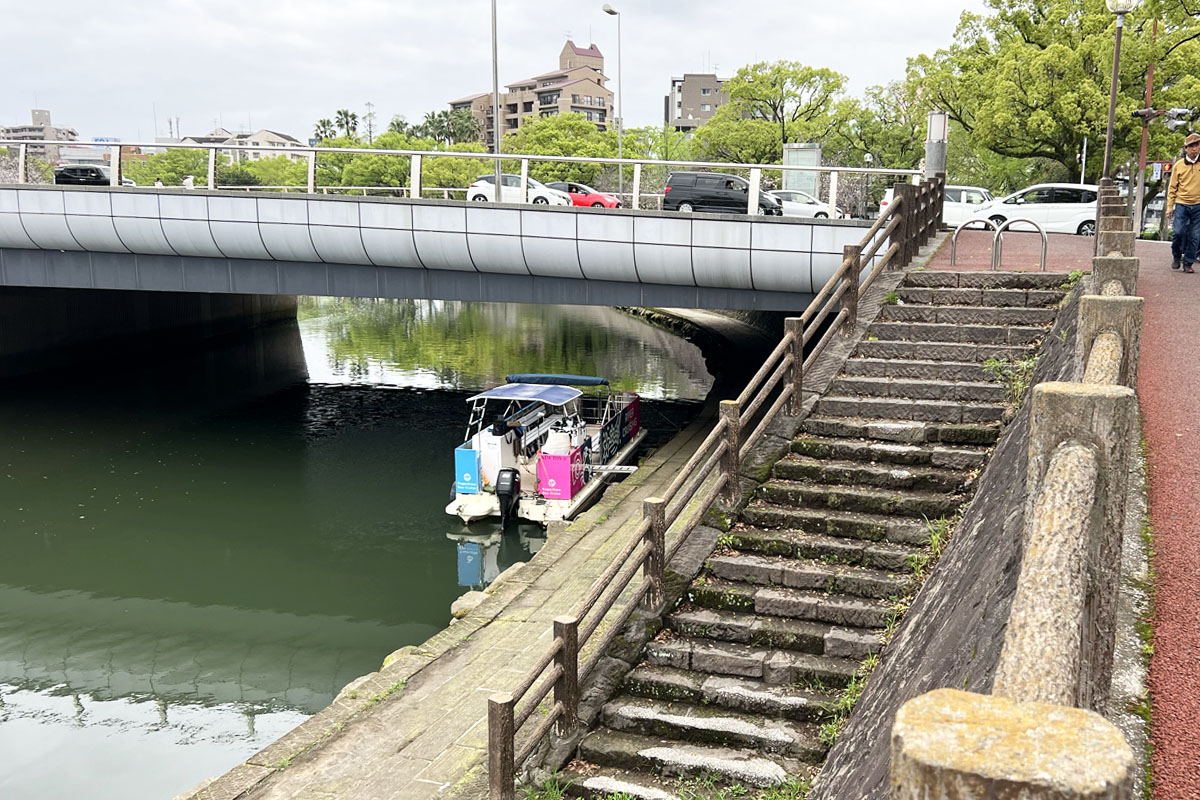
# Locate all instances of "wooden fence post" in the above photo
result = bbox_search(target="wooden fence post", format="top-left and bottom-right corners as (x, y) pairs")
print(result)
(719, 401), (742, 505)
(934, 172), (946, 230)
(488, 692), (515, 800)
(784, 317), (804, 414)
(552, 616), (578, 736)
(643, 497), (667, 610)
(894, 183), (916, 266)
(842, 245), (860, 334)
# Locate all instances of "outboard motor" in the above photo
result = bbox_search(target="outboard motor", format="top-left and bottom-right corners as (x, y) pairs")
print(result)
(496, 468), (520, 527)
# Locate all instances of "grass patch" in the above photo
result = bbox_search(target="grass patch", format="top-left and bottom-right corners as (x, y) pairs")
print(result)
(882, 290), (900, 305)
(1059, 269), (1086, 289)
(982, 354), (1041, 407)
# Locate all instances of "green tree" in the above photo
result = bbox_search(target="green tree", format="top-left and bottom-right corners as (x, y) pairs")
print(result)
(335, 109), (359, 139)
(502, 113), (616, 184)
(422, 142), (490, 196)
(314, 119), (337, 141)
(723, 60), (848, 147)
(217, 163), (261, 186)
(691, 111), (782, 164)
(124, 148), (212, 186)
(244, 155), (308, 187)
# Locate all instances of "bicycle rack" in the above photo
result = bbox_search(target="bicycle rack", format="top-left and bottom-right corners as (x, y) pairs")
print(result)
(950, 219), (1000, 265)
(992, 218), (1048, 271)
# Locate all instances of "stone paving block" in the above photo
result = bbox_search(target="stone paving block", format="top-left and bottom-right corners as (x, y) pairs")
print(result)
(414, 744), (486, 785)
(689, 639), (767, 678)
(670, 607), (755, 644)
(189, 765), (275, 800)
(707, 553), (784, 586)
(900, 271), (959, 287)
(978, 288), (1028, 307)
(646, 639), (692, 670)
(824, 627), (882, 659)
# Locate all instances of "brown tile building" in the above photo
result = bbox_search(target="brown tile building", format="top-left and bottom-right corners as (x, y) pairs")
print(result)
(665, 73), (728, 132)
(450, 41), (614, 146)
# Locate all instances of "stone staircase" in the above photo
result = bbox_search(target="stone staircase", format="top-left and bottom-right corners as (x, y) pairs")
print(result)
(562, 271), (1073, 799)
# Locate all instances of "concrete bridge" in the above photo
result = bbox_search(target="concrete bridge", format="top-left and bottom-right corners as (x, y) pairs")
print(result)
(0, 185), (882, 311)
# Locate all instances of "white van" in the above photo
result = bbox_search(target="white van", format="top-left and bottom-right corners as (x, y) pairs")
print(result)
(967, 183), (1100, 236)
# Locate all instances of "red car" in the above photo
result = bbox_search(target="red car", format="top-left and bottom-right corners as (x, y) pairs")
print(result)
(546, 181), (621, 208)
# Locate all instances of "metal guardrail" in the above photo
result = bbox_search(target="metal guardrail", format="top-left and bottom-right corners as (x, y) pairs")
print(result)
(992, 218), (1048, 272)
(0, 138), (921, 216)
(486, 173), (946, 800)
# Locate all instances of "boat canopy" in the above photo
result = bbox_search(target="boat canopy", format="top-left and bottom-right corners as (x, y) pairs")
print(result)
(468, 382), (583, 407)
(505, 373), (610, 387)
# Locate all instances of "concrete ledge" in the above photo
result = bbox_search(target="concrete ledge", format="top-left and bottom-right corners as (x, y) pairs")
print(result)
(892, 689), (1133, 798)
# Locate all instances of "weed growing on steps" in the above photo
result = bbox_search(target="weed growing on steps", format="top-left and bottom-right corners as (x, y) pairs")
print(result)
(982, 354), (1042, 407)
(882, 290), (900, 305)
(1059, 269), (1085, 289)
(818, 652), (881, 748)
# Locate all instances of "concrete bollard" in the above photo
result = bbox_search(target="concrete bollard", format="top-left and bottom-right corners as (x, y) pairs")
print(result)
(1091, 255), (1138, 295)
(891, 689), (1134, 799)
(1098, 214), (1132, 232)
(1074, 295), (1143, 389)
(1096, 231), (1135, 257)
(1012, 382), (1135, 712)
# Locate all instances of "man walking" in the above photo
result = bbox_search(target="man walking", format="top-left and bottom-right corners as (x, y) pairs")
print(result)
(1167, 132), (1200, 272)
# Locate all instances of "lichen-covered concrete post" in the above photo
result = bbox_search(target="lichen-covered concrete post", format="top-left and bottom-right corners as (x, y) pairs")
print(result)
(1074, 295), (1143, 389)
(719, 401), (742, 505)
(1098, 213), (1131, 233)
(1013, 382), (1135, 712)
(552, 616), (578, 737)
(642, 497), (666, 610)
(891, 689), (1134, 799)
(1091, 255), (1138, 296)
(1096, 230), (1135, 257)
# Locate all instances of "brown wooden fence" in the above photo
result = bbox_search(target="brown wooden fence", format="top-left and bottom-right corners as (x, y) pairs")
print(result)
(487, 174), (945, 800)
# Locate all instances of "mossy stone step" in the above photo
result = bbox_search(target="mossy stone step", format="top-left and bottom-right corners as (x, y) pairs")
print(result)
(854, 340), (1036, 364)
(814, 395), (1006, 424)
(774, 454), (971, 493)
(741, 502), (931, 545)
(600, 695), (825, 759)
(705, 552), (905, 599)
(801, 415), (1002, 446)
(577, 728), (807, 787)
(866, 320), (1045, 346)
(668, 606), (883, 659)
(895, 286), (1065, 308)
(622, 664), (840, 723)
(829, 375), (1006, 404)
(684, 578), (892, 629)
(560, 765), (685, 800)
(877, 304), (1058, 326)
(899, 270), (1077, 290)
(645, 633), (864, 687)
(758, 479), (963, 519)
(789, 435), (989, 470)
(721, 526), (925, 573)
(842, 357), (987, 382)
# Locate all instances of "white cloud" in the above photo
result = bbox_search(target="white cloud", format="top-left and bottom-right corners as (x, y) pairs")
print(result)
(0, 0), (988, 143)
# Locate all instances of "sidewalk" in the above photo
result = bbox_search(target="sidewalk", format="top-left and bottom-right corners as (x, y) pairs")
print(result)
(1132, 238), (1200, 799)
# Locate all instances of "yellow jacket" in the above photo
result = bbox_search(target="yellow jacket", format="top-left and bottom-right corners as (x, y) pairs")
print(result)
(1167, 157), (1200, 214)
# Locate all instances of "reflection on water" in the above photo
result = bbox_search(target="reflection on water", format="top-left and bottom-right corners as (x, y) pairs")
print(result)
(0, 297), (708, 800)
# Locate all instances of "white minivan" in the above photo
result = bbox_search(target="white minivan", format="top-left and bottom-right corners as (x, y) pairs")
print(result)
(967, 183), (1100, 236)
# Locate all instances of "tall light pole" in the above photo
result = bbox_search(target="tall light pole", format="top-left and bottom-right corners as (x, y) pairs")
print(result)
(602, 3), (623, 200)
(1102, 0), (1143, 180)
(491, 0), (502, 195)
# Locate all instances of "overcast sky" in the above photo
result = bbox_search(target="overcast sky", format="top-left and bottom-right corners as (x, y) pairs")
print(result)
(2, 0), (988, 144)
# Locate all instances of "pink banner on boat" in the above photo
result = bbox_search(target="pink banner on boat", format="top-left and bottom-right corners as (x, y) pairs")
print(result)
(537, 447), (584, 500)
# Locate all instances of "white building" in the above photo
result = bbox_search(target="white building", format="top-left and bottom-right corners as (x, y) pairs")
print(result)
(180, 127), (306, 163)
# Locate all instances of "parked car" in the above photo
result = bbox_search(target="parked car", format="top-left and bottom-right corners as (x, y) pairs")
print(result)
(545, 181), (621, 208)
(967, 183), (1100, 236)
(767, 189), (842, 219)
(467, 174), (571, 205)
(53, 164), (135, 187)
(663, 172), (783, 216)
(941, 185), (993, 226)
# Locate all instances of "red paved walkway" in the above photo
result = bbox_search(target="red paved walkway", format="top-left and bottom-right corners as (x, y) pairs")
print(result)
(932, 228), (1198, 798)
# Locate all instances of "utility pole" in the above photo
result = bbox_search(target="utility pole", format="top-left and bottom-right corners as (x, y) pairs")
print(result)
(364, 101), (376, 144)
(1133, 20), (1158, 233)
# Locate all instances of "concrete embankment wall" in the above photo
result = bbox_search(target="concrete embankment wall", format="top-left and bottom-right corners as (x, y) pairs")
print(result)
(0, 286), (297, 378)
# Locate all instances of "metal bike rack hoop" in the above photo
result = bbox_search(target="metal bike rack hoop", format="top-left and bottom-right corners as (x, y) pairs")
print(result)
(950, 219), (1000, 265)
(992, 218), (1048, 271)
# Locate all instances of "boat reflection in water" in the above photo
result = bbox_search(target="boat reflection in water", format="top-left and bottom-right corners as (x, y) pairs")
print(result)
(448, 527), (547, 590)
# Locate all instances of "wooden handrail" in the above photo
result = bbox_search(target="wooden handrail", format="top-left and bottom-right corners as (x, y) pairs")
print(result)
(486, 173), (940, 800)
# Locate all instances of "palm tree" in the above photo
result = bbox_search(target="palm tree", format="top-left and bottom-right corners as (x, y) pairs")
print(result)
(314, 119), (336, 141)
(448, 110), (482, 144)
(389, 115), (413, 136)
(420, 110), (451, 145)
(335, 109), (359, 138)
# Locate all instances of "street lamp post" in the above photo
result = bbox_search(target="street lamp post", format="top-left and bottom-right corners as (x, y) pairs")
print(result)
(491, 0), (502, 196)
(602, 3), (623, 201)
(1102, 0), (1143, 180)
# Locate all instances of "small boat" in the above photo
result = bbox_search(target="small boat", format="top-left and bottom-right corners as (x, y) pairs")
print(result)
(446, 374), (646, 525)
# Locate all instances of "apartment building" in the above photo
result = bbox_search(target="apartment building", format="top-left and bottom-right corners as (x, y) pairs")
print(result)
(0, 109), (79, 161)
(180, 127), (306, 163)
(450, 41), (614, 146)
(665, 74), (728, 132)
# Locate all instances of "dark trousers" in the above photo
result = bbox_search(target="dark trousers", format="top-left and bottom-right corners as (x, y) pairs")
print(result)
(1172, 202), (1200, 264)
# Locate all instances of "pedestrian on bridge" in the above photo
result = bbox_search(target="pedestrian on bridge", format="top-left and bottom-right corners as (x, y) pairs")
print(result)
(1166, 132), (1200, 272)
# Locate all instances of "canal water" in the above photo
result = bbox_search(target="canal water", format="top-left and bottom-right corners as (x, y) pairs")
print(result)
(0, 298), (714, 800)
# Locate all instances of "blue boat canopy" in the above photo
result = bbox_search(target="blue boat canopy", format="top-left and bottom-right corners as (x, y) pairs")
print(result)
(468, 383), (583, 406)
(505, 373), (609, 387)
